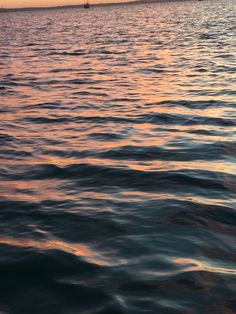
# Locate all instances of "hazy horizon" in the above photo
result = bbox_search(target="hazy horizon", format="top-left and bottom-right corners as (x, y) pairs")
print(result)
(0, 0), (134, 8)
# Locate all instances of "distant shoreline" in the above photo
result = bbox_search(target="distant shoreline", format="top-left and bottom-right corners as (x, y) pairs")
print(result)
(0, 0), (190, 13)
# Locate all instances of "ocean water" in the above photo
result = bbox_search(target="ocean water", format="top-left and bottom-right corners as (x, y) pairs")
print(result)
(0, 0), (236, 313)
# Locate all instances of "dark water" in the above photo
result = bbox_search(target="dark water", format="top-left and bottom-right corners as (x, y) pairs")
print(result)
(0, 1), (236, 313)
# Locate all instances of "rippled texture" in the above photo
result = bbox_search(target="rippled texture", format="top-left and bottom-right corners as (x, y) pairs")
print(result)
(0, 1), (236, 313)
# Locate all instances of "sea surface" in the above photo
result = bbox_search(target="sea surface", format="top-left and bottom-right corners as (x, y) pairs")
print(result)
(0, 0), (236, 313)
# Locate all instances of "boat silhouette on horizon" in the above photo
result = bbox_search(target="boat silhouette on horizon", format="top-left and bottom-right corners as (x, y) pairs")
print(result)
(84, 0), (90, 8)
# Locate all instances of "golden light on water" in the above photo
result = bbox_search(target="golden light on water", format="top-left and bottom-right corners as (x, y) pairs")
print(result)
(173, 258), (236, 275)
(0, 237), (108, 266)
(0, 1), (236, 311)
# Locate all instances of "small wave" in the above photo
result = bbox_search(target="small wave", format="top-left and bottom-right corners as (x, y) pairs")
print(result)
(67, 78), (103, 85)
(47, 50), (89, 56)
(97, 143), (230, 161)
(135, 68), (167, 74)
(24, 116), (70, 124)
(156, 99), (235, 109)
(166, 202), (236, 232)
(89, 132), (124, 141)
(138, 112), (235, 127)
(173, 257), (236, 275)
(24, 102), (62, 110)
(0, 134), (16, 145)
(3, 164), (234, 196)
(0, 237), (108, 266)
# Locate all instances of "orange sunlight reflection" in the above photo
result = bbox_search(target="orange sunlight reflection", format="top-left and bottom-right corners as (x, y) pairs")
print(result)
(0, 237), (108, 266)
(173, 258), (236, 275)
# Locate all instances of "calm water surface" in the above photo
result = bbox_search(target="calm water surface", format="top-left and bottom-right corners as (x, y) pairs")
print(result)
(0, 1), (236, 313)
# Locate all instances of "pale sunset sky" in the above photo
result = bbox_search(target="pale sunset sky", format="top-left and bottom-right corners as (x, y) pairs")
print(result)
(0, 0), (124, 8)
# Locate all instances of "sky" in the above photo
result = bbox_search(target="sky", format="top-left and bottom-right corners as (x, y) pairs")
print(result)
(0, 0), (122, 8)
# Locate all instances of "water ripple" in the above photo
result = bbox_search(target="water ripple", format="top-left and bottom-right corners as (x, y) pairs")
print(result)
(0, 1), (236, 313)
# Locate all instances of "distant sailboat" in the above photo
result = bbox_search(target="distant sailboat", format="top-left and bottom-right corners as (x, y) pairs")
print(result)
(84, 0), (90, 8)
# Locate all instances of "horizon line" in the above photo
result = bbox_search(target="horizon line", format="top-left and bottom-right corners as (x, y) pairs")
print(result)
(0, 0), (186, 12)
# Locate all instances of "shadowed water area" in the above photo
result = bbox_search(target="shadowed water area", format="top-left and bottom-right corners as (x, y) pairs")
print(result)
(0, 0), (236, 313)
